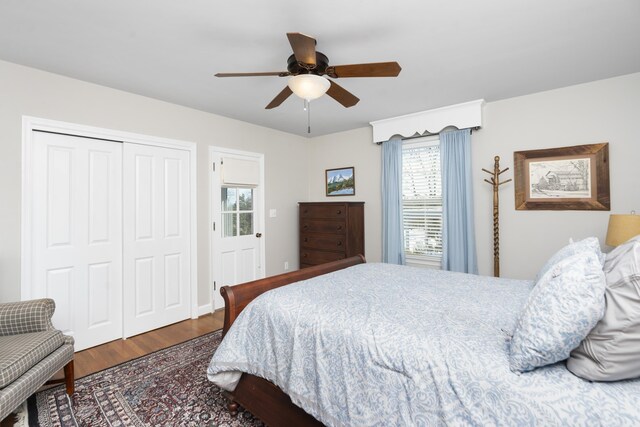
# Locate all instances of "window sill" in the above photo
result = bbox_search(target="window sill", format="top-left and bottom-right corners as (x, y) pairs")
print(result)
(405, 255), (441, 269)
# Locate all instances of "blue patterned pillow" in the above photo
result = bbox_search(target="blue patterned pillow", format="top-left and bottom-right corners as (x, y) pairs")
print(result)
(535, 237), (604, 282)
(509, 251), (606, 373)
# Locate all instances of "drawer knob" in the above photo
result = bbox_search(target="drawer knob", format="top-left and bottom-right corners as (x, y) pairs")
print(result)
(336, 210), (342, 214)
(304, 237), (308, 242)
(337, 225), (343, 230)
(337, 241), (342, 246)
(303, 225), (309, 230)
(303, 253), (308, 258)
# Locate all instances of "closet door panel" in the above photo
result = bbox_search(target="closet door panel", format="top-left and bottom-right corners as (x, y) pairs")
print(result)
(88, 262), (112, 326)
(88, 150), (112, 244)
(123, 143), (191, 338)
(134, 256), (155, 315)
(46, 146), (73, 247)
(164, 157), (182, 238)
(164, 253), (182, 308)
(46, 267), (73, 333)
(32, 131), (123, 351)
(134, 154), (155, 240)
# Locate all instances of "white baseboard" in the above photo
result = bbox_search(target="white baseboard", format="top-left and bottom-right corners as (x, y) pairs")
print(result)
(198, 303), (213, 317)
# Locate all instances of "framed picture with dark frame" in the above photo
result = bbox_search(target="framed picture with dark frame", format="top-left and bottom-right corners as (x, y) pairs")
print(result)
(325, 167), (355, 196)
(514, 143), (610, 210)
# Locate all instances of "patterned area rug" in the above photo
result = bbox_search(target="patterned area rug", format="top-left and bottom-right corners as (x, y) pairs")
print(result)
(28, 331), (263, 426)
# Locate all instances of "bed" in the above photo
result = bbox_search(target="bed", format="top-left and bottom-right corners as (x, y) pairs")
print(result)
(207, 255), (640, 426)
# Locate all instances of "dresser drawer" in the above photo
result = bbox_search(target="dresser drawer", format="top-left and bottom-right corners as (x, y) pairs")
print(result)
(298, 202), (364, 267)
(300, 204), (346, 219)
(300, 219), (346, 234)
(301, 233), (345, 251)
(300, 249), (346, 265)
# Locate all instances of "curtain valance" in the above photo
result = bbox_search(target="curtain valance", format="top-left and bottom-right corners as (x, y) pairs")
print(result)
(370, 99), (484, 144)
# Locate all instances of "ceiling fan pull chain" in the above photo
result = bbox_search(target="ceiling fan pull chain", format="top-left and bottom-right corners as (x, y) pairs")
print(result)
(307, 100), (311, 134)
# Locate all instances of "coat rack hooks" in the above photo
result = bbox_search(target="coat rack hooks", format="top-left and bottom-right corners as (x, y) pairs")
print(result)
(482, 156), (512, 277)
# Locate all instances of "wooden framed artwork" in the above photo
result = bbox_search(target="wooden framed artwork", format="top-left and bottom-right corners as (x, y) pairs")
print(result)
(325, 167), (355, 196)
(514, 143), (610, 210)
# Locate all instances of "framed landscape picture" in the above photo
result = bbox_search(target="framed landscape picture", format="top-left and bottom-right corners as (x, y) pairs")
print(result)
(326, 167), (355, 196)
(514, 143), (610, 210)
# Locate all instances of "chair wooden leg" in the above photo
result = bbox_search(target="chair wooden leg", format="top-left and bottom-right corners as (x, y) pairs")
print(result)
(63, 360), (74, 395)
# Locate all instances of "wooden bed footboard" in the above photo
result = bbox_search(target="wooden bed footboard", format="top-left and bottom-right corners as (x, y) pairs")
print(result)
(220, 254), (366, 336)
(218, 255), (366, 426)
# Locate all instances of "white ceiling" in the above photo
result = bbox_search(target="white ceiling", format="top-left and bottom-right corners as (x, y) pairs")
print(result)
(1, 0), (639, 137)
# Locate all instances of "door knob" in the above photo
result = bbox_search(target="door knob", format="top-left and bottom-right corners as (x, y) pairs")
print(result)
(256, 233), (262, 238)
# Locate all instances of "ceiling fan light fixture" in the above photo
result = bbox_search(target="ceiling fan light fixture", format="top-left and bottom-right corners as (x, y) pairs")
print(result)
(287, 74), (330, 101)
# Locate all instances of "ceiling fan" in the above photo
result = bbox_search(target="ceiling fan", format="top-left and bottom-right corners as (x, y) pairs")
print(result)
(215, 32), (402, 109)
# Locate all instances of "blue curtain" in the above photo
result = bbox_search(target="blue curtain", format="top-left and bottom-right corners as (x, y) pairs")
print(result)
(440, 129), (478, 274)
(381, 137), (405, 265)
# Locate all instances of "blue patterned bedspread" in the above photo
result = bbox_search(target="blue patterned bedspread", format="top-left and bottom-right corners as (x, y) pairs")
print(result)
(207, 263), (640, 426)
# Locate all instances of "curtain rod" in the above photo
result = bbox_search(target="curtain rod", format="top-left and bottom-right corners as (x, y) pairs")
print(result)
(375, 126), (480, 145)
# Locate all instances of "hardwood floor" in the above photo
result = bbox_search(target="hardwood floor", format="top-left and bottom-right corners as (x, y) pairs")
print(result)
(72, 310), (224, 378)
(0, 311), (224, 426)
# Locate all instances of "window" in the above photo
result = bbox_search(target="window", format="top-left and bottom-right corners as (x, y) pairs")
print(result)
(221, 187), (254, 237)
(402, 137), (442, 267)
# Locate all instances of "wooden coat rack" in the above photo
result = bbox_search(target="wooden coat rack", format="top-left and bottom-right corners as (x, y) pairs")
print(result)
(482, 156), (512, 277)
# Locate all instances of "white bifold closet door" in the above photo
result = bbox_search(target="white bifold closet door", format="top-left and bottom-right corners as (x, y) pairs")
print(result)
(122, 143), (191, 338)
(32, 131), (123, 350)
(30, 131), (192, 350)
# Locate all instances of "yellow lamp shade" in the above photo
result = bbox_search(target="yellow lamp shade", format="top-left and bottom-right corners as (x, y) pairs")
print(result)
(605, 214), (640, 246)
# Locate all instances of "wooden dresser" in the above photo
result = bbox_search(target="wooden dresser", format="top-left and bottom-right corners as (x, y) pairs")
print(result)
(299, 202), (365, 268)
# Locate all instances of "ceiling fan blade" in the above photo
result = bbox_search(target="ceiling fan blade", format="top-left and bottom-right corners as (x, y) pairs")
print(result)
(326, 81), (359, 108)
(326, 62), (402, 78)
(287, 32), (317, 66)
(215, 71), (290, 77)
(265, 86), (293, 109)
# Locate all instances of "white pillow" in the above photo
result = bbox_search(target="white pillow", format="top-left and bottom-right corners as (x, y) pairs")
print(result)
(510, 250), (606, 373)
(535, 237), (604, 282)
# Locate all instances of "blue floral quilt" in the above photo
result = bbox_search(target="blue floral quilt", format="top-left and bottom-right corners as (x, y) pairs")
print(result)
(207, 263), (640, 426)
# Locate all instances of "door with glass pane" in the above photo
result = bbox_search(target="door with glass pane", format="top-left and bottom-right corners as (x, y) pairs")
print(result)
(211, 149), (264, 310)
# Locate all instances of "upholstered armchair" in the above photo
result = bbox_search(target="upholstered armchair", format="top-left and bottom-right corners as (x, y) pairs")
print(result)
(0, 299), (74, 421)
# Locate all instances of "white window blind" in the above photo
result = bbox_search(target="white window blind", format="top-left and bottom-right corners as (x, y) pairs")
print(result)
(222, 157), (260, 186)
(402, 138), (442, 264)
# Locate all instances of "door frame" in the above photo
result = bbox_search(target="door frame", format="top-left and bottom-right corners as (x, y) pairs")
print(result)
(21, 116), (199, 319)
(209, 146), (266, 311)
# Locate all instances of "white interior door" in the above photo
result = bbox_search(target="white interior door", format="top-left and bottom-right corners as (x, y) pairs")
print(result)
(211, 149), (265, 310)
(219, 186), (261, 283)
(31, 131), (123, 351)
(123, 143), (191, 338)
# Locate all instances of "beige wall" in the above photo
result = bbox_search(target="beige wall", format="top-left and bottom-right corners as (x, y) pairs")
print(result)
(307, 127), (382, 262)
(2, 59), (637, 307)
(0, 60), (309, 304)
(306, 73), (640, 279)
(473, 72), (640, 279)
